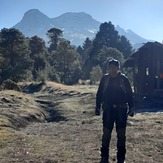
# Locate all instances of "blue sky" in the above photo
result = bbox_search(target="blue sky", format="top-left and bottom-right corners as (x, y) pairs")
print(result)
(0, 0), (163, 42)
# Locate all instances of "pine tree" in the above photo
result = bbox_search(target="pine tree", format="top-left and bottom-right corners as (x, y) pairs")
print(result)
(0, 28), (33, 83)
(51, 39), (81, 84)
(46, 28), (63, 52)
(29, 35), (49, 81)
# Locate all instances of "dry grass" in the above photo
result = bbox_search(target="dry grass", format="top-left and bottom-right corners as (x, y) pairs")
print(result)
(0, 89), (46, 129)
(0, 82), (162, 163)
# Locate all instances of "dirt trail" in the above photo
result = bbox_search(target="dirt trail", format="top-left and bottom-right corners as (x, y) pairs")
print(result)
(0, 83), (163, 163)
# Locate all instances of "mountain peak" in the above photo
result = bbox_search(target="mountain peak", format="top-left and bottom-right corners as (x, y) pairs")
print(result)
(13, 9), (149, 48)
(57, 12), (93, 19)
(53, 12), (99, 24)
(51, 12), (100, 31)
(13, 9), (52, 37)
(23, 9), (49, 20)
(24, 9), (41, 15)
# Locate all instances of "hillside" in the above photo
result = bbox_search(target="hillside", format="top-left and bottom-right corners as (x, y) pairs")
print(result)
(13, 9), (149, 48)
(0, 82), (162, 162)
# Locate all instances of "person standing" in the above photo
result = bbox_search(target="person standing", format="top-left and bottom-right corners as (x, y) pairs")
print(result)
(95, 59), (134, 163)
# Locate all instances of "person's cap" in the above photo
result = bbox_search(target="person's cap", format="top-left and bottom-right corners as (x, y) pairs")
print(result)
(108, 59), (120, 68)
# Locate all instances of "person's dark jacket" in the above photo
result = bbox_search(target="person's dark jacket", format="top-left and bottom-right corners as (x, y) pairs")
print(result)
(96, 72), (134, 111)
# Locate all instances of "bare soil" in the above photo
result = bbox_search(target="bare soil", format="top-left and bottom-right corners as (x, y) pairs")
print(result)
(0, 82), (162, 163)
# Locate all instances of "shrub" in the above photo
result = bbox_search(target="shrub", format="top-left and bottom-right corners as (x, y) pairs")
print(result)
(0, 79), (21, 91)
(90, 66), (103, 84)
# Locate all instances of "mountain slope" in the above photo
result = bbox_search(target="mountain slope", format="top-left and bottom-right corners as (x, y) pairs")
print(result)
(13, 9), (149, 48)
(50, 12), (101, 45)
(14, 9), (55, 42)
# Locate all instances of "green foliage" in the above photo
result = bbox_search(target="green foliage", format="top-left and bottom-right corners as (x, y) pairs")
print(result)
(118, 35), (133, 58)
(47, 67), (61, 82)
(34, 69), (48, 83)
(0, 79), (21, 91)
(81, 38), (93, 64)
(46, 28), (63, 52)
(91, 21), (119, 58)
(77, 38), (93, 80)
(82, 21), (132, 79)
(51, 39), (81, 84)
(22, 81), (45, 93)
(0, 23), (133, 85)
(0, 28), (33, 83)
(98, 46), (124, 73)
(90, 65), (103, 84)
(29, 36), (50, 81)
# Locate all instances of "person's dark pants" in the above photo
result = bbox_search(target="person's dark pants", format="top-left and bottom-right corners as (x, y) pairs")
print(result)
(101, 104), (128, 162)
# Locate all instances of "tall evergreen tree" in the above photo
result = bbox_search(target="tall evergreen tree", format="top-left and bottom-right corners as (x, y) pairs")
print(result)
(0, 28), (33, 83)
(118, 35), (133, 58)
(46, 28), (63, 52)
(83, 21), (133, 79)
(51, 39), (81, 84)
(77, 38), (93, 80)
(90, 21), (119, 59)
(81, 38), (93, 64)
(77, 45), (84, 59)
(29, 36), (49, 81)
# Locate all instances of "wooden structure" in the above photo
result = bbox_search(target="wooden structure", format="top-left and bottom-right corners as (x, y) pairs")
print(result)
(123, 42), (163, 98)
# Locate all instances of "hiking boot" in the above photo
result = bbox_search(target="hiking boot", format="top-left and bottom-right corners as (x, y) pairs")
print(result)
(100, 156), (109, 163)
(117, 160), (125, 163)
(100, 147), (109, 163)
(117, 146), (126, 163)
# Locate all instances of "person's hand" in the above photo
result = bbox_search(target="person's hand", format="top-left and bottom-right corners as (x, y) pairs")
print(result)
(95, 107), (100, 116)
(128, 107), (135, 117)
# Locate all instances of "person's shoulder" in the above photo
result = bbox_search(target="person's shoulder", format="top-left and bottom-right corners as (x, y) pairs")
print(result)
(103, 73), (109, 79)
(100, 73), (109, 81)
(104, 73), (109, 77)
(119, 72), (129, 80)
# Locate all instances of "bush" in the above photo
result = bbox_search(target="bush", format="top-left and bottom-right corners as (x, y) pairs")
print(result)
(0, 79), (21, 91)
(90, 66), (103, 84)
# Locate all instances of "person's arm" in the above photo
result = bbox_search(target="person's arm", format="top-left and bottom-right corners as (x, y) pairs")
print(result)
(124, 76), (135, 116)
(95, 76), (106, 115)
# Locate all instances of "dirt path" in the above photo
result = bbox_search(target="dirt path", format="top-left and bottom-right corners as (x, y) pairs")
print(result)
(0, 83), (163, 163)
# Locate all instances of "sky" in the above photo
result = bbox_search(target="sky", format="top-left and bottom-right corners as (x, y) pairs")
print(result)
(0, 0), (163, 42)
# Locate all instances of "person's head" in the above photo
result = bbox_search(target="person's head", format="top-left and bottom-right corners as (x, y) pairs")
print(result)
(107, 59), (120, 77)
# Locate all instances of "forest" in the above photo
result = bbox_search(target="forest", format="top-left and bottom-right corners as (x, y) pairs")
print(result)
(0, 21), (133, 86)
